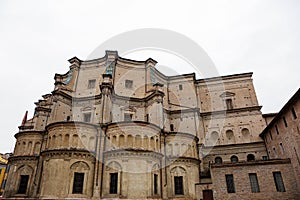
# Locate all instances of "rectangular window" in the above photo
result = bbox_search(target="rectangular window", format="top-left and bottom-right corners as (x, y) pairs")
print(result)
(275, 125), (279, 135)
(170, 124), (174, 132)
(226, 99), (233, 110)
(249, 173), (260, 193)
(146, 114), (149, 122)
(174, 176), (183, 195)
(72, 172), (84, 194)
(154, 174), (158, 195)
(88, 79), (96, 89)
(179, 84), (183, 90)
(83, 112), (91, 122)
(292, 107), (297, 119)
(225, 174), (235, 193)
(110, 173), (118, 194)
(125, 80), (133, 89)
(273, 172), (286, 192)
(283, 117), (288, 127)
(262, 156), (268, 160)
(17, 175), (29, 194)
(124, 113), (133, 121)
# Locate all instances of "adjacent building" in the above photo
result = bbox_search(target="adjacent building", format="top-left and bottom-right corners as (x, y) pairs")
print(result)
(0, 154), (8, 196)
(3, 51), (300, 199)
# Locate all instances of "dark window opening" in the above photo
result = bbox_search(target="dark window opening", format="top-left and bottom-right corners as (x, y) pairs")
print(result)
(67, 116), (71, 121)
(17, 175), (29, 194)
(269, 131), (273, 140)
(179, 84), (183, 90)
(225, 174), (235, 193)
(146, 114), (149, 122)
(273, 172), (286, 192)
(174, 176), (183, 195)
(83, 113), (91, 122)
(230, 155), (238, 163)
(72, 172), (84, 194)
(124, 113), (133, 121)
(203, 190), (214, 200)
(262, 156), (268, 160)
(292, 107), (297, 119)
(109, 173), (118, 194)
(249, 173), (260, 193)
(283, 117), (288, 127)
(170, 124), (174, 132)
(225, 99), (233, 110)
(88, 79), (96, 89)
(215, 157), (222, 164)
(247, 154), (255, 161)
(125, 80), (133, 89)
(154, 174), (158, 195)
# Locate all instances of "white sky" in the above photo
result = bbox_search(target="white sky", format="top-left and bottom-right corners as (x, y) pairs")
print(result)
(0, 0), (299, 152)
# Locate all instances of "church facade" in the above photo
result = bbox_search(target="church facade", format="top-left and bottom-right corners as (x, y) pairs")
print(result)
(3, 51), (299, 199)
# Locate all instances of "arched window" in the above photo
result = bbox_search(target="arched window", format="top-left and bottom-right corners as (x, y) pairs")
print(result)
(170, 166), (186, 195)
(64, 134), (70, 147)
(242, 128), (250, 142)
(127, 135), (133, 147)
(70, 161), (90, 195)
(135, 135), (142, 148)
(27, 141), (32, 155)
(81, 135), (87, 148)
(210, 131), (219, 143)
(247, 154), (255, 161)
(215, 157), (223, 164)
(230, 155), (239, 163)
(226, 130), (235, 143)
(88, 136), (95, 150)
(119, 135), (125, 147)
(52, 135), (56, 148)
(72, 134), (78, 148)
(33, 142), (41, 155)
(112, 135), (117, 148)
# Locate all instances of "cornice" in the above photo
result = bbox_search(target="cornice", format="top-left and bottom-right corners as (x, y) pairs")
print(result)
(211, 158), (291, 168)
(167, 156), (200, 165)
(45, 121), (101, 131)
(196, 72), (253, 84)
(200, 106), (262, 116)
(164, 107), (200, 115)
(164, 131), (199, 142)
(41, 149), (95, 160)
(201, 141), (265, 149)
(14, 130), (45, 139)
(8, 155), (38, 162)
(104, 149), (163, 159)
(105, 121), (162, 132)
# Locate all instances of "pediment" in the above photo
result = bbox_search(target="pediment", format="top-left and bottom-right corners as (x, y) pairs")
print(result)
(220, 91), (235, 98)
(81, 106), (95, 111)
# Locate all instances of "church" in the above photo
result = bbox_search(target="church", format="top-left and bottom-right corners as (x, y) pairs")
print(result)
(3, 51), (300, 199)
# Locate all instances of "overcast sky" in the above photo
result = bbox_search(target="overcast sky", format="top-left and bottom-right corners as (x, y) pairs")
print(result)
(0, 0), (299, 153)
